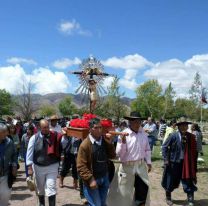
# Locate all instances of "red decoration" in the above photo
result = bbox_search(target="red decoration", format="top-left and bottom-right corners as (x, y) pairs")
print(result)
(69, 113), (97, 128)
(70, 119), (89, 128)
(83, 113), (97, 120)
(101, 119), (113, 128)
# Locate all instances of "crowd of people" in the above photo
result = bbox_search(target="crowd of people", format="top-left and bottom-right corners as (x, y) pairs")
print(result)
(0, 112), (204, 206)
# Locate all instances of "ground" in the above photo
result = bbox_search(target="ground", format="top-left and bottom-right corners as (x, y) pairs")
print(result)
(10, 145), (208, 206)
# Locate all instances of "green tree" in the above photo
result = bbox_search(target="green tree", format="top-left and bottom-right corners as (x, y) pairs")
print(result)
(0, 89), (14, 117)
(39, 104), (57, 117)
(76, 106), (89, 116)
(162, 82), (176, 119)
(131, 79), (163, 119)
(189, 72), (202, 105)
(174, 98), (198, 120)
(95, 77), (128, 122)
(58, 96), (77, 116)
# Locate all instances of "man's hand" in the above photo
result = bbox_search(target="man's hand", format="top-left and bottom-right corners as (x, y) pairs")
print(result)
(105, 133), (113, 144)
(89, 178), (97, 189)
(121, 135), (126, 144)
(28, 165), (33, 176)
(144, 129), (150, 133)
(147, 164), (152, 173)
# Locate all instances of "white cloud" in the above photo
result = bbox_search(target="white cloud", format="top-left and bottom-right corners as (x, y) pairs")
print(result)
(0, 65), (70, 95)
(102, 54), (152, 91)
(0, 64), (27, 93)
(124, 69), (138, 80)
(102, 54), (153, 70)
(185, 54), (208, 68)
(103, 76), (115, 89)
(102, 53), (208, 95)
(144, 54), (208, 97)
(119, 78), (138, 90)
(7, 57), (37, 65)
(58, 19), (92, 36)
(2, 53), (208, 97)
(52, 57), (81, 69)
(31, 68), (70, 94)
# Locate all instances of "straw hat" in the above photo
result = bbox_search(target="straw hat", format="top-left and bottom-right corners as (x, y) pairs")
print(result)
(50, 115), (60, 121)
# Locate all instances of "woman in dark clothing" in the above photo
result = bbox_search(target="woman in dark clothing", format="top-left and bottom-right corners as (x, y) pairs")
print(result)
(21, 125), (34, 177)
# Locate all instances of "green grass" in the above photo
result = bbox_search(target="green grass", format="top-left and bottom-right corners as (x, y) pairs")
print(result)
(201, 145), (208, 165)
(151, 144), (208, 167)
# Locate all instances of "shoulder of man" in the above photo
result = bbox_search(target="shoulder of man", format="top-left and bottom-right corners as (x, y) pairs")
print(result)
(168, 131), (179, 139)
(79, 136), (91, 149)
(4, 137), (15, 150)
(5, 136), (12, 145)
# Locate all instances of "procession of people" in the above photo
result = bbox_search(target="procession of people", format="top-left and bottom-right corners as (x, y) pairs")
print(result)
(0, 110), (205, 206)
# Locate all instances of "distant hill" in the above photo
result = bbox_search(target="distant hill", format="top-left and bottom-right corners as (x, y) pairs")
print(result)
(19, 93), (133, 108)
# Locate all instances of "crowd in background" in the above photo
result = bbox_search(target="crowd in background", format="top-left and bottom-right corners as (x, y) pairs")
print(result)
(0, 114), (204, 206)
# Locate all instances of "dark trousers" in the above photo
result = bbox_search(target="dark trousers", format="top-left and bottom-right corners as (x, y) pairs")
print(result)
(148, 136), (156, 151)
(134, 174), (148, 205)
(59, 153), (78, 179)
(162, 161), (197, 194)
(108, 160), (115, 183)
(162, 161), (183, 192)
(181, 179), (197, 194)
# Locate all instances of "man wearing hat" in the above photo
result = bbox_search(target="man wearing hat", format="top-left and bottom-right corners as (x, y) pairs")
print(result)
(49, 115), (62, 133)
(161, 117), (197, 206)
(108, 111), (151, 206)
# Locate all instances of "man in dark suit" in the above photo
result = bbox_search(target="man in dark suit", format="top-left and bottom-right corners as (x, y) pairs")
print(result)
(161, 117), (197, 206)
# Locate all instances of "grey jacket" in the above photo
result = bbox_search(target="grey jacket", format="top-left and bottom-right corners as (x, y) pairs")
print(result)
(0, 137), (17, 176)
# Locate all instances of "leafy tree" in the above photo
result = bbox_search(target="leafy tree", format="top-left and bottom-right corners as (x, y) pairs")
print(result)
(95, 77), (128, 122)
(39, 104), (57, 117)
(131, 79), (163, 119)
(162, 83), (176, 119)
(0, 89), (14, 117)
(189, 72), (202, 105)
(173, 98), (198, 120)
(58, 96), (77, 116)
(76, 106), (89, 116)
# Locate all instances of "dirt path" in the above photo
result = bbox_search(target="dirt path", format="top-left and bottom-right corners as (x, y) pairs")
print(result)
(9, 162), (208, 206)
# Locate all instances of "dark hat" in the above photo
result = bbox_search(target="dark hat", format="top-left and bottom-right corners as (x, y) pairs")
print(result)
(124, 111), (143, 120)
(176, 116), (192, 126)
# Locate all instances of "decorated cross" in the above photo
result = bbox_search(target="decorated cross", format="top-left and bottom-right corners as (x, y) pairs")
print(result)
(70, 56), (111, 112)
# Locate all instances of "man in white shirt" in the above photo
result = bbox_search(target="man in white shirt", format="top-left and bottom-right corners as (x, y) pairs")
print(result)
(144, 117), (157, 151)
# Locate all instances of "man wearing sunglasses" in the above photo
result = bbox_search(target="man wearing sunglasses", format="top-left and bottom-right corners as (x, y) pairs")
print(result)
(77, 118), (116, 206)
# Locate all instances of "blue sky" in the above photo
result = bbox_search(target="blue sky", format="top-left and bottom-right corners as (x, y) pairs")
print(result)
(1, 0), (208, 98)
